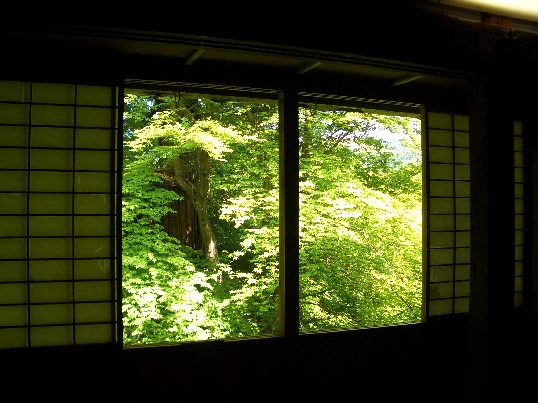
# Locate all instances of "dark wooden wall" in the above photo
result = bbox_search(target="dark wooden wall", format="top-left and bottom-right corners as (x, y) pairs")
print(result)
(1, 2), (538, 401)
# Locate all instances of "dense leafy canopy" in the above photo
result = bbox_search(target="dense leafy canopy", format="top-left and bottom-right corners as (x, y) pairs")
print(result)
(122, 91), (422, 344)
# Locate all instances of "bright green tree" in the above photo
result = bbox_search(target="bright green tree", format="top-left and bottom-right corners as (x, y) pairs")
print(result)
(122, 92), (422, 344)
(297, 107), (422, 329)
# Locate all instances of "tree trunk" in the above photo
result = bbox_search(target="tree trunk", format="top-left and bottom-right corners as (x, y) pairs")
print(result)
(170, 149), (219, 263)
(161, 182), (202, 250)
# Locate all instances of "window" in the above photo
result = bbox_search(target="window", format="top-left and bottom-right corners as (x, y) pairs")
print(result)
(121, 84), (423, 345)
(297, 102), (422, 331)
(122, 87), (281, 343)
(0, 79), (485, 349)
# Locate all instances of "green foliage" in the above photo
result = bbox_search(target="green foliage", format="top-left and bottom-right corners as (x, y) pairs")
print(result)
(298, 184), (421, 329)
(121, 151), (225, 342)
(122, 92), (422, 345)
(297, 107), (421, 329)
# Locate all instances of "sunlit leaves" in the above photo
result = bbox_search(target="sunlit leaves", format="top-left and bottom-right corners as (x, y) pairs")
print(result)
(122, 91), (422, 343)
(298, 106), (421, 330)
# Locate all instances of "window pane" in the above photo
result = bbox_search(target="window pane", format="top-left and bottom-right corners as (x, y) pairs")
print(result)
(122, 89), (279, 345)
(298, 105), (422, 331)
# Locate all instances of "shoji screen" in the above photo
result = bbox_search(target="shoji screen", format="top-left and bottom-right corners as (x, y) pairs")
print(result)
(514, 120), (524, 307)
(0, 81), (119, 348)
(425, 112), (471, 316)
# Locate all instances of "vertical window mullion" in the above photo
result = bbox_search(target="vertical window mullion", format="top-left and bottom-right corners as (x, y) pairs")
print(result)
(278, 84), (300, 337)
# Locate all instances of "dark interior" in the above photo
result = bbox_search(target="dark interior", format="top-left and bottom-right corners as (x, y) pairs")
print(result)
(1, 2), (537, 401)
